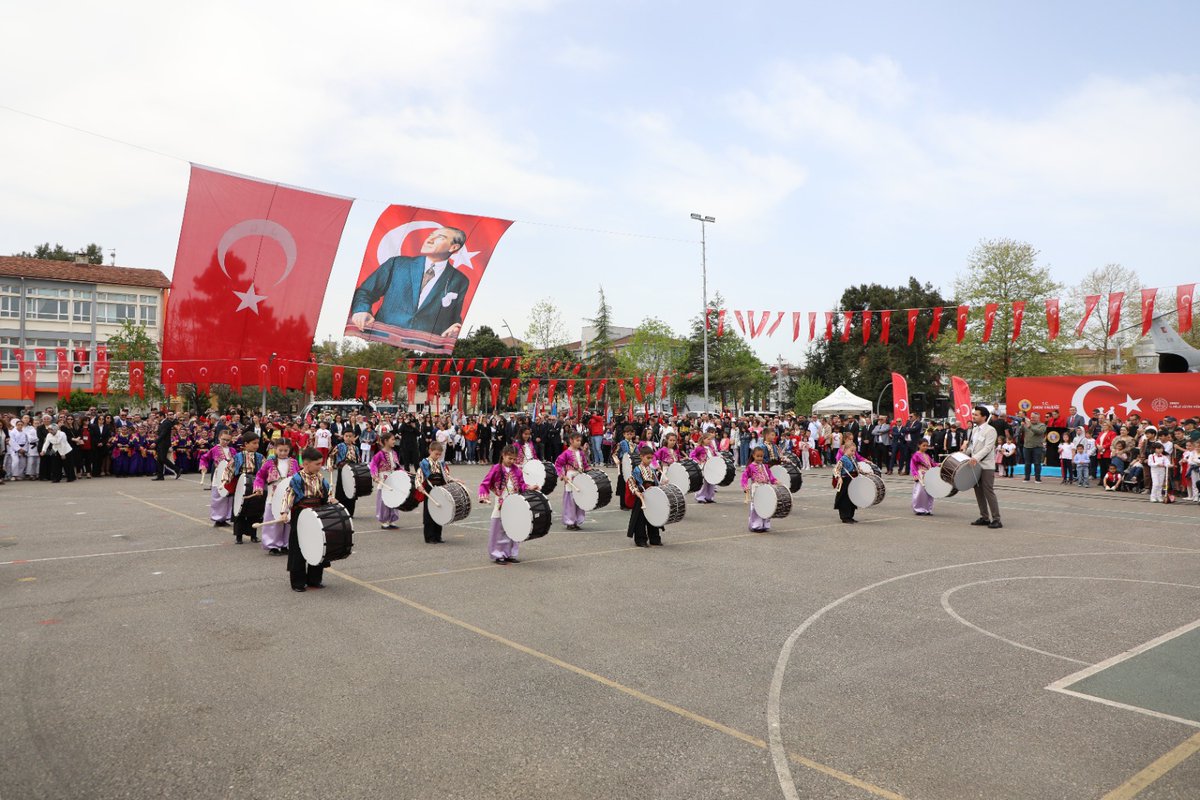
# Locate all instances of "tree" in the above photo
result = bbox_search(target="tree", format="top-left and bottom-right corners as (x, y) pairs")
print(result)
(804, 278), (950, 409)
(452, 325), (516, 362)
(1068, 263), (1142, 373)
(585, 286), (619, 372)
(791, 377), (829, 415)
(524, 298), (568, 351)
(675, 293), (771, 411)
(104, 319), (162, 406)
(15, 242), (105, 264)
(935, 238), (1077, 401)
(616, 318), (682, 376)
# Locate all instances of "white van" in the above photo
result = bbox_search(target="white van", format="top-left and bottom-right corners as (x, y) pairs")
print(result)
(300, 399), (372, 419)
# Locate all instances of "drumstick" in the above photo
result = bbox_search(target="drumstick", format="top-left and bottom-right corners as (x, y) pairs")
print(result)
(252, 518), (288, 529)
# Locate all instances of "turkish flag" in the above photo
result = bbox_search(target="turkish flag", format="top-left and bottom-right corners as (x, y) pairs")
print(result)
(715, 309), (726, 337)
(17, 357), (35, 400)
(1077, 294), (1101, 337)
(381, 371), (396, 401)
(792, 311), (801, 342)
(733, 310), (746, 335)
(840, 311), (852, 342)
(951, 376), (972, 429)
(1046, 298), (1061, 340)
(227, 361), (244, 393)
(907, 309), (919, 345)
(56, 348), (72, 399)
(96, 344), (108, 364)
(982, 303), (998, 343)
(765, 312), (785, 338)
(448, 376), (461, 410)
(35, 348), (47, 367)
(618, 379), (627, 405)
(928, 307), (943, 341)
(508, 379), (519, 407)
(565, 379), (574, 407)
(274, 361), (290, 393)
(74, 346), (88, 366)
(345, 204), (514, 354)
(466, 358), (476, 372)
(1178, 283), (1196, 333)
(808, 311), (816, 341)
(956, 304), (969, 343)
(470, 376), (481, 408)
(823, 311), (833, 341)
(597, 379), (607, 403)
(256, 359), (271, 391)
(331, 366), (344, 399)
(660, 374), (670, 399)
(129, 361), (146, 398)
(304, 362), (317, 395)
(355, 370), (370, 400)
(489, 379), (500, 409)
(891, 372), (910, 423)
(93, 359), (109, 395)
(645, 374), (656, 397)
(428, 375), (440, 409)
(1012, 302), (1026, 341)
(1008, 374), (1200, 425)
(547, 379), (558, 406)
(1141, 288), (1157, 336)
(632, 377), (643, 402)
(584, 379), (593, 404)
(861, 311), (872, 344)
(880, 310), (891, 345)
(456, 359), (465, 372)
(1107, 292), (1125, 337)
(406, 374), (418, 406)
(163, 165), (353, 366)
(162, 361), (180, 397)
(526, 379), (539, 404)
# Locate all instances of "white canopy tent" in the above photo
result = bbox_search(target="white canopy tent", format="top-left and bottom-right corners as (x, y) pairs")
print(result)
(810, 385), (873, 416)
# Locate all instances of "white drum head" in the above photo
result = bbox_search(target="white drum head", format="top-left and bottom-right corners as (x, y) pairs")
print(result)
(643, 486), (670, 528)
(233, 476), (248, 516)
(215, 460), (231, 496)
(923, 469), (953, 499)
(340, 465), (358, 499)
(429, 485), (456, 526)
(769, 466), (790, 489)
(278, 458), (291, 478)
(500, 493), (535, 543)
(521, 460), (546, 491)
(665, 463), (688, 491)
(296, 508), (326, 566)
(381, 471), (413, 509)
(271, 481), (290, 520)
(573, 472), (600, 511)
(857, 460), (874, 475)
(702, 457), (727, 485)
(848, 475), (878, 507)
(752, 483), (778, 518)
(620, 453), (632, 478)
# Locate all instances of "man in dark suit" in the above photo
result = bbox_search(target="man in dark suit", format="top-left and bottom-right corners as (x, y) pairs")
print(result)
(152, 410), (176, 480)
(88, 415), (110, 477)
(1064, 405), (1086, 431)
(349, 227), (470, 339)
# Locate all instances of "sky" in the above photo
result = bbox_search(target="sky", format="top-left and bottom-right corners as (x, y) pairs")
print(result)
(2, 1), (1198, 366)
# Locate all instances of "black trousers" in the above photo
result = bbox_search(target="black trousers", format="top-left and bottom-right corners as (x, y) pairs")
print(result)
(287, 520), (324, 589)
(45, 453), (71, 483)
(834, 478), (856, 521)
(334, 480), (357, 518)
(155, 446), (169, 479)
(91, 448), (106, 476)
(625, 496), (661, 545)
(422, 500), (443, 543)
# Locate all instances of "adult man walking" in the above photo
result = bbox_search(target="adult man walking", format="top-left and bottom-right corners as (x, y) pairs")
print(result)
(1021, 412), (1048, 483)
(966, 406), (1001, 529)
(152, 410), (176, 480)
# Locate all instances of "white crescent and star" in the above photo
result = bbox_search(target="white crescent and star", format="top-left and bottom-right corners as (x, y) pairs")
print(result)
(377, 220), (481, 271)
(1069, 380), (1132, 417)
(218, 219), (298, 313)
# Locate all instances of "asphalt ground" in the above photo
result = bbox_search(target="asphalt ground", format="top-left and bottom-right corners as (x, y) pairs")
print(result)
(2, 466), (1199, 800)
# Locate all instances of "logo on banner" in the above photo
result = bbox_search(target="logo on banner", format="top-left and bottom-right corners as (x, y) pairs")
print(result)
(1152, 397), (1169, 413)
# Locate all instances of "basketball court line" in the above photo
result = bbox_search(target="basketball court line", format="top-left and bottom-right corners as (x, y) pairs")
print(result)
(329, 566), (906, 800)
(0, 542), (224, 567)
(1100, 731), (1200, 800)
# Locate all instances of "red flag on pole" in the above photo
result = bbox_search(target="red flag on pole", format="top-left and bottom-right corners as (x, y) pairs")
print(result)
(880, 310), (891, 344)
(716, 309), (726, 337)
(1178, 283), (1196, 333)
(502, 357), (512, 370)
(406, 374), (418, 407)
(1046, 298), (1061, 341)
(765, 311), (784, 338)
(645, 374), (656, 397)
(448, 376), (461, 410)
(840, 311), (852, 342)
(227, 361), (243, 393)
(466, 358), (476, 372)
(56, 348), (72, 399)
(951, 376), (972, 430)
(907, 309), (919, 345)
(428, 375), (440, 410)
(808, 311), (816, 341)
(660, 374), (670, 399)
(303, 362), (317, 395)
(632, 377), (643, 402)
(331, 366), (344, 399)
(526, 379), (539, 404)
(861, 311), (872, 345)
(355, 370), (370, 400)
(584, 379), (592, 404)
(381, 371), (396, 401)
(565, 379), (574, 407)
(982, 303), (998, 343)
(508, 379), (519, 407)
(928, 307), (944, 341)
(1011, 302), (1026, 341)
(274, 361), (291, 394)
(129, 361), (146, 398)
(792, 311), (802, 342)
(597, 379), (607, 403)
(1077, 294), (1101, 337)
(489, 379), (500, 409)
(891, 372), (910, 423)
(162, 361), (179, 398)
(546, 379), (557, 405)
(74, 345), (88, 366)
(733, 310), (747, 335)
(163, 165), (352, 367)
(35, 348), (47, 367)
(1140, 288), (1157, 336)
(955, 305), (969, 343)
(1106, 292), (1125, 337)
(93, 358), (109, 395)
(618, 379), (626, 405)
(470, 377), (482, 409)
(17, 356), (35, 400)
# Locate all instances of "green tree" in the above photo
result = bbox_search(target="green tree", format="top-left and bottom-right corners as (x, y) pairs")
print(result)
(935, 238), (1077, 401)
(1068, 263), (1142, 374)
(804, 278), (950, 409)
(616, 317), (683, 376)
(453, 325), (515, 361)
(790, 376), (829, 415)
(104, 319), (162, 406)
(15, 242), (106, 264)
(585, 287), (619, 404)
(675, 293), (771, 411)
(524, 298), (568, 351)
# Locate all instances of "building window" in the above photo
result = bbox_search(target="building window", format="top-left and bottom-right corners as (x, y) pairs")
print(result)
(140, 303), (156, 325)
(96, 292), (136, 324)
(0, 283), (19, 319)
(0, 337), (17, 369)
(25, 287), (70, 321)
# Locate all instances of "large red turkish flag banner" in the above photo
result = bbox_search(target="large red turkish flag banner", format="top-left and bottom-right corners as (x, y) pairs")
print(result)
(344, 204), (514, 354)
(162, 165), (353, 383)
(1007, 374), (1200, 424)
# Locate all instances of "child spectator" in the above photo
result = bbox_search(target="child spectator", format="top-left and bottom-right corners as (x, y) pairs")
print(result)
(1121, 451), (1144, 493)
(1102, 464), (1122, 491)
(1147, 443), (1170, 502)
(1072, 444), (1091, 488)
(1058, 438), (1075, 484)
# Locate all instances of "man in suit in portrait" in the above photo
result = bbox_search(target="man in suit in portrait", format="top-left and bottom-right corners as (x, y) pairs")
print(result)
(349, 226), (470, 339)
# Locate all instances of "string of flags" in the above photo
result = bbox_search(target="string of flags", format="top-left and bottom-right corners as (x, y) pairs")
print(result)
(709, 282), (1196, 344)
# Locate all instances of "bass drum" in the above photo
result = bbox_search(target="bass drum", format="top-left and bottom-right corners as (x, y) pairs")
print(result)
(232, 473), (255, 516)
(296, 504), (354, 566)
(521, 459), (558, 495)
(429, 483), (473, 527)
(770, 463), (803, 493)
(381, 471), (421, 511)
(643, 484), (687, 527)
(752, 483), (793, 519)
(666, 460), (703, 493)
(848, 473), (887, 507)
(922, 467), (957, 499)
(215, 460), (232, 497)
(270, 480), (292, 521)
(572, 469), (612, 511)
(941, 452), (982, 491)
(499, 491), (553, 543)
(620, 452), (633, 480)
(702, 456), (735, 487)
(340, 463), (374, 500)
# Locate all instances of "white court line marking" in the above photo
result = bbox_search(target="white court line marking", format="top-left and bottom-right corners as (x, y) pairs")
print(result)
(0, 542), (223, 566)
(766, 550), (1200, 800)
(940, 577), (1200, 667)
(1046, 618), (1200, 729)
(940, 495), (1197, 528)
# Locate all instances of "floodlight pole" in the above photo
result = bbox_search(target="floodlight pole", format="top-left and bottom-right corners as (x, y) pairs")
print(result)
(690, 213), (715, 413)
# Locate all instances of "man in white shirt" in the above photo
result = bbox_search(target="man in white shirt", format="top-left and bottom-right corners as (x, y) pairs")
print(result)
(965, 406), (1002, 529)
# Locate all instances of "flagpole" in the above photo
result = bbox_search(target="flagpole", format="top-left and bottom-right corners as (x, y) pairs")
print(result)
(690, 213), (715, 414)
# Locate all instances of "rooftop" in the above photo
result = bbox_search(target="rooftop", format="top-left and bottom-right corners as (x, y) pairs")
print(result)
(0, 256), (171, 289)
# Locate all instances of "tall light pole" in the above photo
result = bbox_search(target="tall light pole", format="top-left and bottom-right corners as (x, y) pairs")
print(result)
(690, 213), (715, 413)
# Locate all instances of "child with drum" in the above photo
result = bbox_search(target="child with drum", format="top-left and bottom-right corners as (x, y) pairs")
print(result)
(834, 439), (860, 524)
(909, 438), (936, 516)
(199, 430), (236, 527)
(689, 431), (721, 504)
(616, 426), (638, 510)
(741, 445), (782, 532)
(229, 432), (265, 544)
(418, 441), (467, 544)
(255, 438), (299, 555)
(333, 429), (360, 517)
(626, 446), (664, 547)
(555, 431), (590, 531)
(277, 447), (335, 593)
(370, 431), (403, 530)
(478, 445), (532, 563)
